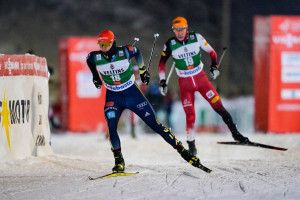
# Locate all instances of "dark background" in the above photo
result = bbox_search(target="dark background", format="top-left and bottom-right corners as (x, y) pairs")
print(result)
(1, 0), (299, 103)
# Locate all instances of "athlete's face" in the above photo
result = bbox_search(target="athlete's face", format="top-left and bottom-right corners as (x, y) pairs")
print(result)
(98, 41), (113, 52)
(173, 26), (187, 41)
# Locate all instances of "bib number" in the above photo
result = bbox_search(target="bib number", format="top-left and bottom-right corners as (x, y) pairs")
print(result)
(110, 74), (121, 82)
(184, 57), (194, 66)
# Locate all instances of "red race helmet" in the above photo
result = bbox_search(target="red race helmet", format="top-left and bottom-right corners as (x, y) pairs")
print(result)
(97, 30), (115, 44)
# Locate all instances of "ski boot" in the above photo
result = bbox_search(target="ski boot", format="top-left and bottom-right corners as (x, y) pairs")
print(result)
(187, 140), (197, 156)
(112, 150), (125, 173)
(177, 144), (201, 168)
(232, 131), (249, 143)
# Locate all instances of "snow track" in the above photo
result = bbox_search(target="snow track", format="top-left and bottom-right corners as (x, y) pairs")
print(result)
(1, 133), (300, 200)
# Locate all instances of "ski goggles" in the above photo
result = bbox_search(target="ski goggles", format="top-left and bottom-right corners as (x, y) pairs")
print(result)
(98, 41), (113, 47)
(172, 27), (186, 32)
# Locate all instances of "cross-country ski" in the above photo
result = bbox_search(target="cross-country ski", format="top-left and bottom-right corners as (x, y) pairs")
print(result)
(88, 172), (139, 180)
(217, 141), (288, 151)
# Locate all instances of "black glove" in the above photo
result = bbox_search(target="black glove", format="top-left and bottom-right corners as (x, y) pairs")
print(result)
(140, 70), (150, 85)
(209, 64), (220, 80)
(93, 76), (102, 89)
(159, 79), (168, 96)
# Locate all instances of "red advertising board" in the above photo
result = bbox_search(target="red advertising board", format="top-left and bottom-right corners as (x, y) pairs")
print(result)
(59, 37), (107, 132)
(254, 16), (300, 133)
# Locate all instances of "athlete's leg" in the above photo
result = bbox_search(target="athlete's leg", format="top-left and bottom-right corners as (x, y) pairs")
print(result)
(126, 84), (180, 148)
(124, 84), (205, 168)
(178, 77), (197, 155)
(178, 77), (196, 141)
(104, 90), (126, 151)
(104, 90), (127, 172)
(195, 71), (248, 142)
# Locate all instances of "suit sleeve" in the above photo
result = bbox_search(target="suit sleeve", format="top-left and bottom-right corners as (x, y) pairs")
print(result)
(158, 42), (172, 80)
(86, 52), (102, 82)
(196, 33), (218, 66)
(125, 45), (145, 74)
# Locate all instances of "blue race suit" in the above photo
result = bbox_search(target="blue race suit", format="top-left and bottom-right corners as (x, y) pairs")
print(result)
(87, 44), (180, 151)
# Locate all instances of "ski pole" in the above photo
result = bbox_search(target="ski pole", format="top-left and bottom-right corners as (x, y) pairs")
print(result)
(146, 33), (159, 71)
(166, 62), (175, 84)
(132, 37), (139, 46)
(218, 47), (227, 67)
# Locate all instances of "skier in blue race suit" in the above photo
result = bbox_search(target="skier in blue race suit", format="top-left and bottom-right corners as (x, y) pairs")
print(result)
(86, 30), (206, 173)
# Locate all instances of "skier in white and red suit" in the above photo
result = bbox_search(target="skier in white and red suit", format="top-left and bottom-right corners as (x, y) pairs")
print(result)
(158, 16), (249, 156)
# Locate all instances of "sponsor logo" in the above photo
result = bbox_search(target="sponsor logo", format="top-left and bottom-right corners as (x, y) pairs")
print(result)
(279, 19), (300, 32)
(190, 35), (195, 40)
(137, 101), (147, 109)
(107, 111), (116, 119)
(187, 65), (194, 70)
(106, 80), (133, 91)
(102, 68), (125, 75)
(119, 50), (124, 57)
(113, 81), (121, 85)
(277, 104), (300, 111)
(179, 67), (201, 76)
(211, 95), (220, 103)
(104, 107), (118, 112)
(204, 41), (208, 46)
(206, 90), (215, 99)
(4, 59), (19, 75)
(145, 112), (150, 117)
(126, 46), (133, 51)
(272, 34), (300, 48)
(36, 135), (45, 146)
(171, 40), (176, 45)
(184, 47), (188, 52)
(183, 99), (192, 107)
(96, 54), (102, 60)
(178, 51), (196, 59)
(281, 89), (300, 99)
(110, 64), (114, 69)
(0, 91), (31, 150)
(106, 102), (114, 107)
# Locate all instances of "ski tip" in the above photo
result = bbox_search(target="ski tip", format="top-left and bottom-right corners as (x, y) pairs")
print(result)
(274, 147), (288, 151)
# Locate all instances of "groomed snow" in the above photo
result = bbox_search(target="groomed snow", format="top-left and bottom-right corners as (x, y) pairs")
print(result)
(1, 132), (300, 200)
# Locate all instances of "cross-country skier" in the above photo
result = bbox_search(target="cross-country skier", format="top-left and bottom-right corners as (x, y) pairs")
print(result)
(157, 17), (249, 156)
(86, 30), (205, 173)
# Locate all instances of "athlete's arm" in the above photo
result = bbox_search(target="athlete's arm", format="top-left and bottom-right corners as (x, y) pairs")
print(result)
(158, 42), (172, 80)
(125, 45), (145, 74)
(86, 52), (102, 81)
(196, 33), (218, 66)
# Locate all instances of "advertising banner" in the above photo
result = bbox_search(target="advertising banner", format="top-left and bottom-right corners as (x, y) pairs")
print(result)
(0, 55), (52, 160)
(254, 16), (300, 133)
(59, 37), (107, 132)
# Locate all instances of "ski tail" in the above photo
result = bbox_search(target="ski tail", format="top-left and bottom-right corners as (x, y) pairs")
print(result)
(217, 141), (287, 151)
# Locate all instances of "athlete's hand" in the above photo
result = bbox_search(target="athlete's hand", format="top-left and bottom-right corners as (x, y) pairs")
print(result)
(210, 64), (220, 80)
(159, 79), (168, 96)
(93, 76), (102, 89)
(140, 69), (150, 85)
